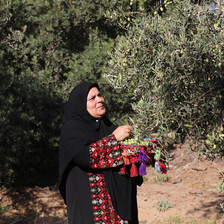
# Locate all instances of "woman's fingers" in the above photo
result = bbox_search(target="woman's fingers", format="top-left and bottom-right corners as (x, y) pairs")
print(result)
(112, 125), (133, 141)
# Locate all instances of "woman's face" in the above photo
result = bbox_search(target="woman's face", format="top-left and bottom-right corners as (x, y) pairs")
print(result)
(87, 87), (106, 119)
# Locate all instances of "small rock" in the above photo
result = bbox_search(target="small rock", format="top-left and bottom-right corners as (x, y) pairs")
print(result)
(183, 163), (194, 170)
(189, 191), (203, 195)
(169, 177), (182, 184)
(191, 166), (207, 171)
(168, 164), (175, 170)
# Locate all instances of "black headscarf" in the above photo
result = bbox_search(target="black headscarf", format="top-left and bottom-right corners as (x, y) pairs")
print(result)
(59, 82), (141, 221)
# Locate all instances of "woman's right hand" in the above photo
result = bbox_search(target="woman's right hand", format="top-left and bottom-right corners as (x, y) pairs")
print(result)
(112, 125), (133, 142)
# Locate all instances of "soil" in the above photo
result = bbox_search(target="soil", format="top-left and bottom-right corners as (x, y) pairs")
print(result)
(1, 144), (224, 224)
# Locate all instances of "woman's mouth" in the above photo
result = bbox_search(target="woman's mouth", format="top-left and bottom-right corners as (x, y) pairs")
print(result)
(97, 104), (105, 109)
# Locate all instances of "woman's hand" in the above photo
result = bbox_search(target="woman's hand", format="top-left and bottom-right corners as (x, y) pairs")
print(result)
(112, 125), (133, 142)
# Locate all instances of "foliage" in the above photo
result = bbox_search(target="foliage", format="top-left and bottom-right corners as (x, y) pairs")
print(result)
(0, 203), (9, 213)
(220, 202), (224, 212)
(204, 123), (224, 159)
(0, 0), (72, 186)
(63, 29), (132, 123)
(148, 169), (170, 184)
(217, 172), (224, 193)
(0, 0), (223, 188)
(0, 0), (165, 187)
(154, 173), (170, 184)
(217, 172), (224, 213)
(0, 72), (63, 187)
(157, 199), (174, 212)
(0, 0), (136, 86)
(105, 0), (224, 157)
(64, 0), (169, 123)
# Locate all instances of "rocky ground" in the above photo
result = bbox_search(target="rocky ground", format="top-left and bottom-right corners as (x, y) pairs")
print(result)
(0, 144), (224, 224)
(138, 144), (224, 224)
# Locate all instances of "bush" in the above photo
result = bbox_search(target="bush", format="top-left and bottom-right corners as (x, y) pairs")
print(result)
(0, 72), (64, 187)
(157, 199), (174, 212)
(0, 0), (148, 187)
(105, 0), (224, 157)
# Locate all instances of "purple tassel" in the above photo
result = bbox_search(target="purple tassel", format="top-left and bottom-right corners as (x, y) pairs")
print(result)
(138, 149), (149, 176)
(139, 162), (147, 176)
(138, 148), (149, 163)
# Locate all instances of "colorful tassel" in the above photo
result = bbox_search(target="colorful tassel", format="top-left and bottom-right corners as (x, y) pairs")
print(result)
(130, 155), (138, 177)
(130, 163), (138, 177)
(159, 162), (167, 174)
(155, 161), (167, 174)
(119, 138), (168, 177)
(138, 148), (149, 163)
(155, 161), (161, 173)
(122, 148), (131, 165)
(138, 148), (150, 176)
(139, 162), (147, 176)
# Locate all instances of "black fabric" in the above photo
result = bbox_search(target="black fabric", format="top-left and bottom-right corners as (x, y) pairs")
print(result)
(66, 165), (95, 224)
(58, 82), (142, 222)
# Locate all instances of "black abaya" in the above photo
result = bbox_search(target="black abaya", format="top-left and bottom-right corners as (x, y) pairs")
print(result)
(58, 82), (142, 223)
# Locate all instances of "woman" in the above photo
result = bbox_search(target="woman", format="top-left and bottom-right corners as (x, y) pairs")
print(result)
(59, 82), (142, 224)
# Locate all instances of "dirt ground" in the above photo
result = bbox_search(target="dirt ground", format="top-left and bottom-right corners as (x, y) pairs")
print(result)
(1, 144), (224, 224)
(138, 144), (224, 224)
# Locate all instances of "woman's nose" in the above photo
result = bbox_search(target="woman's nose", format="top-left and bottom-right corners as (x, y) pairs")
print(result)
(96, 96), (103, 102)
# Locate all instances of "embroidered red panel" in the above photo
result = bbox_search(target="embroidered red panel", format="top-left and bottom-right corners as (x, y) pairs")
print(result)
(89, 134), (123, 169)
(88, 135), (128, 223)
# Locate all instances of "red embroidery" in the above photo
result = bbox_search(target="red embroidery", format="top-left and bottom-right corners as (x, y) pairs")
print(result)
(89, 135), (123, 169)
(88, 135), (128, 223)
(88, 173), (127, 223)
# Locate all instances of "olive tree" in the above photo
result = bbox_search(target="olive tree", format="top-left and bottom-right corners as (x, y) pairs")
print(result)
(105, 0), (224, 157)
